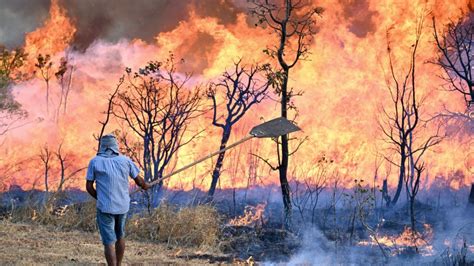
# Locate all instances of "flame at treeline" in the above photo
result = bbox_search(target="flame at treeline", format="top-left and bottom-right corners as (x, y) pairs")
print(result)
(0, 0), (472, 192)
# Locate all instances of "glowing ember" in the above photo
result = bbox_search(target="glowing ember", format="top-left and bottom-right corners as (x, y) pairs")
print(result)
(228, 203), (266, 227)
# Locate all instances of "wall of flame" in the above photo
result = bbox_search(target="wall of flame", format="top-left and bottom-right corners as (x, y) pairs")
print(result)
(0, 0), (472, 192)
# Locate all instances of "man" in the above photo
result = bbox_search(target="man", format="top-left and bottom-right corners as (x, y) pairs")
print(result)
(86, 134), (149, 266)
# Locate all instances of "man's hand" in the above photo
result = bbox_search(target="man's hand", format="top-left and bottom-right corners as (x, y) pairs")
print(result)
(134, 175), (151, 190)
(86, 180), (97, 199)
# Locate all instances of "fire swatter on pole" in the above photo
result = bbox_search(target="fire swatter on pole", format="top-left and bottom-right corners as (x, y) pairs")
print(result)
(133, 117), (301, 193)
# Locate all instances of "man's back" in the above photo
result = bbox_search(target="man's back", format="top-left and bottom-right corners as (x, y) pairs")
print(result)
(86, 155), (139, 214)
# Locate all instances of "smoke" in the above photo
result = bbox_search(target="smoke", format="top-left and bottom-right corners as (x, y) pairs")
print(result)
(0, 0), (247, 50)
(267, 204), (474, 265)
(339, 0), (377, 38)
(0, 0), (50, 48)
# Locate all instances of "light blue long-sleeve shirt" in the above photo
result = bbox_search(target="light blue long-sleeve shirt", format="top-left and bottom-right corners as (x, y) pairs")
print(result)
(86, 155), (140, 214)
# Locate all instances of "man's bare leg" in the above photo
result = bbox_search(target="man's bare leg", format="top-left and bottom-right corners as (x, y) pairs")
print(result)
(116, 238), (125, 265)
(104, 244), (117, 266)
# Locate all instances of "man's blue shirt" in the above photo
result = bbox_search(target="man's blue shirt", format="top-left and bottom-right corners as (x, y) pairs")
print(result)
(86, 155), (140, 214)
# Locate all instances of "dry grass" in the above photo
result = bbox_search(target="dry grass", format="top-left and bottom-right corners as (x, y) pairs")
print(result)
(127, 204), (221, 249)
(0, 221), (227, 265)
(10, 200), (97, 232)
(3, 200), (227, 264)
(9, 199), (221, 250)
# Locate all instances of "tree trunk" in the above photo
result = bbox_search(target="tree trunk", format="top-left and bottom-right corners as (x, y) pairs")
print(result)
(382, 179), (390, 207)
(410, 196), (416, 233)
(58, 159), (65, 192)
(280, 69), (292, 229)
(208, 126), (231, 198)
(44, 168), (49, 193)
(143, 134), (154, 209)
(392, 147), (406, 205)
(143, 135), (152, 182)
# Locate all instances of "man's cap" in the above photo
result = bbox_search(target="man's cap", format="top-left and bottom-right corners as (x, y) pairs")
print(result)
(98, 134), (120, 155)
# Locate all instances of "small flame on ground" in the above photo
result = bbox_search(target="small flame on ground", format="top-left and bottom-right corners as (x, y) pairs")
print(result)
(228, 203), (266, 227)
(358, 224), (435, 256)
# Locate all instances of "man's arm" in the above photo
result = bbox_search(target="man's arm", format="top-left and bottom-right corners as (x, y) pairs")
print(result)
(134, 174), (150, 190)
(86, 180), (97, 199)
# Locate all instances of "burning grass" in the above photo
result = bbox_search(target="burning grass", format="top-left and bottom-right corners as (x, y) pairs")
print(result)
(2, 188), (473, 264)
(228, 203), (266, 227)
(358, 224), (435, 256)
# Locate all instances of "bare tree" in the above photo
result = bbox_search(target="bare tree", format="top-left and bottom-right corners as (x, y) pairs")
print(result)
(206, 60), (271, 199)
(350, 179), (388, 259)
(433, 15), (474, 107)
(249, 0), (323, 229)
(56, 142), (66, 192)
(54, 56), (74, 120)
(39, 145), (52, 193)
(112, 57), (203, 208)
(55, 142), (86, 192)
(290, 155), (330, 225)
(380, 17), (443, 230)
(35, 54), (53, 114)
(95, 76), (125, 151)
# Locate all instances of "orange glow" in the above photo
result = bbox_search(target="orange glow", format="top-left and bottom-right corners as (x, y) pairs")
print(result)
(359, 224), (435, 256)
(228, 203), (266, 227)
(0, 0), (472, 192)
(22, 0), (76, 73)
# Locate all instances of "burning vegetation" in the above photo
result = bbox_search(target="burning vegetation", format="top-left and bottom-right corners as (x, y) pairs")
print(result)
(0, 0), (473, 264)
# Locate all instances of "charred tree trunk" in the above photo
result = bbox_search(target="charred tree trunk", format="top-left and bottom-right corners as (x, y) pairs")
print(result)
(249, 0), (322, 230)
(410, 196), (416, 232)
(392, 147), (406, 206)
(279, 69), (292, 228)
(382, 179), (391, 207)
(208, 125), (231, 198)
(143, 134), (152, 182)
(58, 154), (65, 192)
(40, 146), (51, 194)
(44, 167), (49, 193)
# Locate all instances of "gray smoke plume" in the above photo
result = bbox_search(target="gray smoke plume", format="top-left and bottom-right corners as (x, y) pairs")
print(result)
(0, 0), (50, 48)
(0, 0), (246, 50)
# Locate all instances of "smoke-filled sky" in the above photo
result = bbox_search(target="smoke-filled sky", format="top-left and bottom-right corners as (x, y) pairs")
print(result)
(0, 0), (383, 49)
(0, 0), (251, 49)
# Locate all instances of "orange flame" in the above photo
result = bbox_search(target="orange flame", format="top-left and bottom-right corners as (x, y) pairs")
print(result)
(359, 224), (435, 256)
(228, 203), (266, 227)
(23, 0), (75, 73)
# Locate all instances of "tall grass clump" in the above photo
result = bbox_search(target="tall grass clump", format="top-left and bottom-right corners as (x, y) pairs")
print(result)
(127, 204), (221, 249)
(10, 198), (97, 232)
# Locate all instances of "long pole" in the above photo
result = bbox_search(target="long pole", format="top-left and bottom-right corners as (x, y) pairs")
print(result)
(132, 135), (254, 193)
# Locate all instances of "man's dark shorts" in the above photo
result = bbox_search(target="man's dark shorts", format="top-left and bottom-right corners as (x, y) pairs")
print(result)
(96, 209), (127, 245)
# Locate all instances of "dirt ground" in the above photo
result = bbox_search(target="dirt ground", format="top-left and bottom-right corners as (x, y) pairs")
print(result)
(0, 221), (232, 265)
